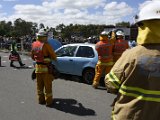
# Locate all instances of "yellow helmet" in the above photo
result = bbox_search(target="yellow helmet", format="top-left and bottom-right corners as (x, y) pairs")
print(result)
(99, 31), (109, 41)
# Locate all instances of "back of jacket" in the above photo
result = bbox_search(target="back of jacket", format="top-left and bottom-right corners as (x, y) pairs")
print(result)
(96, 40), (113, 63)
(31, 41), (57, 73)
(105, 45), (160, 120)
(113, 39), (129, 62)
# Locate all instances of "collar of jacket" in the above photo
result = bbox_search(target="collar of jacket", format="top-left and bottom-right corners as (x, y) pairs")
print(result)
(137, 20), (160, 45)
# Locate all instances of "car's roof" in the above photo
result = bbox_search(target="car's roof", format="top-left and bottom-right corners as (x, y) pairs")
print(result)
(62, 43), (96, 47)
(55, 43), (97, 53)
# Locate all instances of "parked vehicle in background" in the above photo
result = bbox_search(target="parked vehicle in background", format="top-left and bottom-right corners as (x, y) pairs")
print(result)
(52, 43), (98, 84)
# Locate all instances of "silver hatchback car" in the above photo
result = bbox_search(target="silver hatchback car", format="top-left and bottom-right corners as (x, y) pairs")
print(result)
(52, 43), (98, 84)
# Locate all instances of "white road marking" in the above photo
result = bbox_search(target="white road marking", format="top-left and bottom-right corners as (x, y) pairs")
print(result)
(22, 58), (27, 60)
(2, 56), (8, 58)
(28, 65), (34, 68)
(21, 101), (25, 104)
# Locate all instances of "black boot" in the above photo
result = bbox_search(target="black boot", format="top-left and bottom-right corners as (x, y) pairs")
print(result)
(10, 61), (16, 67)
(19, 61), (25, 67)
(20, 63), (25, 67)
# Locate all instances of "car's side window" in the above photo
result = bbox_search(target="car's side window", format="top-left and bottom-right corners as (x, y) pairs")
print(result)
(76, 46), (94, 58)
(56, 46), (77, 57)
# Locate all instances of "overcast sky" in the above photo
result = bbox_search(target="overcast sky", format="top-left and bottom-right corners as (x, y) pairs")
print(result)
(0, 0), (153, 27)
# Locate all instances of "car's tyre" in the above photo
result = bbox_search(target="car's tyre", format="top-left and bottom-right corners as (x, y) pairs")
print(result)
(82, 68), (95, 84)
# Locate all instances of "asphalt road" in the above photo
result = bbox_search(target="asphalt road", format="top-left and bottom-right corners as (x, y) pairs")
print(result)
(0, 51), (115, 120)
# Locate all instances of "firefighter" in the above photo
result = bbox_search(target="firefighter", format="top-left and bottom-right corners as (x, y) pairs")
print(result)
(9, 40), (25, 67)
(105, 1), (160, 120)
(112, 30), (129, 63)
(92, 31), (114, 89)
(31, 28), (57, 107)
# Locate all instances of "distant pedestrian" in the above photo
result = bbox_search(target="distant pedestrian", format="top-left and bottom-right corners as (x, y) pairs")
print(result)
(9, 40), (25, 67)
(131, 40), (137, 47)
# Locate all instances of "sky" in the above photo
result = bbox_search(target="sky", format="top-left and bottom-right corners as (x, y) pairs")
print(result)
(0, 0), (154, 28)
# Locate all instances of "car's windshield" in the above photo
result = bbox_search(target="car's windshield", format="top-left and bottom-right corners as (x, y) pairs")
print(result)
(56, 46), (77, 57)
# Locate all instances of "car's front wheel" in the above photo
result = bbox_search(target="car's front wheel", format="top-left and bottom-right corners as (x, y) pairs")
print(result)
(82, 68), (95, 84)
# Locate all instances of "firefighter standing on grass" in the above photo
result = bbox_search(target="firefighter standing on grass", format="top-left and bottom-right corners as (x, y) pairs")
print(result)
(31, 28), (57, 107)
(105, 1), (160, 120)
(92, 31), (114, 89)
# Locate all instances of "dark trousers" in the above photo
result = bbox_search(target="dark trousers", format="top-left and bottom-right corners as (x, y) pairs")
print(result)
(10, 60), (24, 66)
(10, 51), (24, 66)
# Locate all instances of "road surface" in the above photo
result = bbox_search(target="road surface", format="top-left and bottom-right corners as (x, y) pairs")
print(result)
(0, 51), (115, 120)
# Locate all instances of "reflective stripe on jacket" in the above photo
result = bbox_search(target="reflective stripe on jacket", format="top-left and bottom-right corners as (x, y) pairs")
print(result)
(96, 41), (113, 63)
(97, 61), (114, 66)
(11, 43), (17, 51)
(105, 45), (160, 120)
(35, 64), (48, 73)
(107, 71), (160, 102)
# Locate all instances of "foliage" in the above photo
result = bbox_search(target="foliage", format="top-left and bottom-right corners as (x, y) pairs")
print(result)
(115, 21), (130, 27)
(0, 19), (133, 40)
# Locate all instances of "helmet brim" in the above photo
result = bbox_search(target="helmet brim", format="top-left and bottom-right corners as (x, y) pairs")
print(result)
(36, 33), (47, 37)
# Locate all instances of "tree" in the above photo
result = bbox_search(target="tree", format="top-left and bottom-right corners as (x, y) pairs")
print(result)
(56, 23), (65, 33)
(116, 21), (130, 27)
(0, 19), (134, 41)
(0, 21), (13, 36)
(31, 23), (38, 36)
(13, 18), (33, 37)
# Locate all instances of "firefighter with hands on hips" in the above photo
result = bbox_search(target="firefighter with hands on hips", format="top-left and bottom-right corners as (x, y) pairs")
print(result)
(31, 28), (57, 107)
(92, 31), (114, 89)
(105, 1), (160, 120)
(112, 30), (129, 63)
(9, 40), (25, 67)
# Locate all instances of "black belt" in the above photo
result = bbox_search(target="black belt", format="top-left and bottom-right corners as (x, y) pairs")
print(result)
(36, 62), (47, 65)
